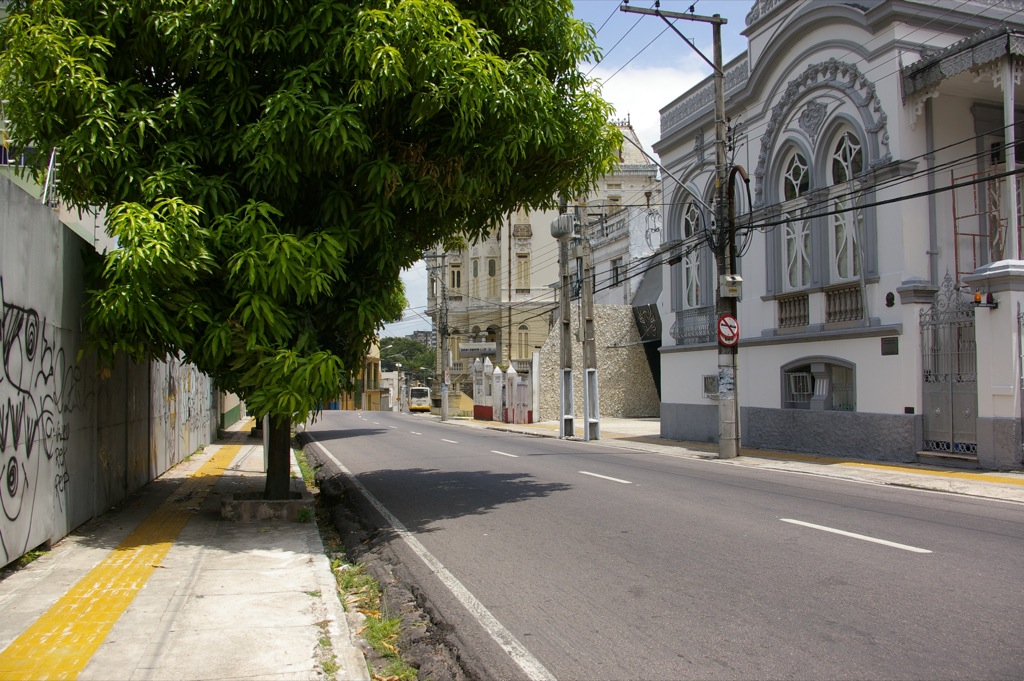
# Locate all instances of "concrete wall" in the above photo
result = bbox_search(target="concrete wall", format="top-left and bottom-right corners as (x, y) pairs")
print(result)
(538, 304), (660, 420)
(0, 176), (216, 567)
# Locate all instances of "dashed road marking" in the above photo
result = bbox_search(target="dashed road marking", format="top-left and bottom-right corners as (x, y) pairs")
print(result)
(579, 471), (632, 485)
(781, 518), (932, 553)
(491, 450), (518, 458)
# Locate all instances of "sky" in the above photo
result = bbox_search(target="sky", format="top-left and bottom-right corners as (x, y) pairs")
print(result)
(382, 0), (754, 338)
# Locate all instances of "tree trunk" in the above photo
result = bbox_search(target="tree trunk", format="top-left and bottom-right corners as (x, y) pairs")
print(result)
(264, 414), (293, 500)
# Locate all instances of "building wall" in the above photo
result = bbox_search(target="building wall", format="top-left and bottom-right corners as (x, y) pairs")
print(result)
(538, 304), (660, 420)
(429, 123), (660, 402)
(654, 0), (1024, 465)
(0, 175), (216, 567)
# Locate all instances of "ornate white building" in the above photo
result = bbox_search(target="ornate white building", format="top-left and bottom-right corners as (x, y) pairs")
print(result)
(656, 0), (1024, 469)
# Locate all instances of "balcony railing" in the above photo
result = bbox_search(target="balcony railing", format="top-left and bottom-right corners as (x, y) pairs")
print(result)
(670, 306), (715, 345)
(778, 293), (809, 329)
(512, 359), (532, 373)
(825, 284), (863, 324)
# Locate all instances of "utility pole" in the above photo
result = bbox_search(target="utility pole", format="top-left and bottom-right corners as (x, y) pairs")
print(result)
(551, 210), (575, 438)
(506, 216), (513, 366)
(578, 222), (600, 441)
(424, 252), (449, 421)
(621, 3), (739, 458)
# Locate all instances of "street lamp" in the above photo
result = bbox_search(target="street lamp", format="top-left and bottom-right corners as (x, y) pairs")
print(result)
(394, 363), (403, 411)
(380, 344), (405, 372)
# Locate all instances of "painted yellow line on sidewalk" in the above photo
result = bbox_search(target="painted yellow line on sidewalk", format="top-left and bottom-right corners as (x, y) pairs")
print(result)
(839, 460), (1024, 486)
(743, 449), (1024, 486)
(0, 445), (240, 681)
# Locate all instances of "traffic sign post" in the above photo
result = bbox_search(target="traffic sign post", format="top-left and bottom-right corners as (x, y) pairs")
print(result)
(717, 314), (739, 347)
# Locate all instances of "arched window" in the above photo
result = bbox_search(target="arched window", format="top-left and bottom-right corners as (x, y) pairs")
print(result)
(782, 358), (856, 411)
(829, 130), (863, 282)
(487, 258), (498, 297)
(516, 324), (530, 359)
(682, 201), (702, 309)
(781, 150), (811, 291)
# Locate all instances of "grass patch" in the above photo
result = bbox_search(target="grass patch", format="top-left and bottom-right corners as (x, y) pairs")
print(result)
(295, 445), (317, 490)
(1, 546), (49, 574)
(314, 619), (340, 680)
(332, 562), (416, 680)
(309, 467), (418, 681)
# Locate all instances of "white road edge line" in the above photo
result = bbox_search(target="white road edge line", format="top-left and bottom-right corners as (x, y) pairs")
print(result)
(780, 518), (932, 553)
(307, 440), (557, 681)
(491, 450), (518, 458)
(442, 439), (459, 444)
(579, 471), (632, 485)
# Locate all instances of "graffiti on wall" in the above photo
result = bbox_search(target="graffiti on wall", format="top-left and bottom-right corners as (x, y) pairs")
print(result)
(153, 357), (212, 469)
(0, 278), (86, 564)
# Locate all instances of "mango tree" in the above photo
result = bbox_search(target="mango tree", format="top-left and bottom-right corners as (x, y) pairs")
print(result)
(0, 0), (620, 498)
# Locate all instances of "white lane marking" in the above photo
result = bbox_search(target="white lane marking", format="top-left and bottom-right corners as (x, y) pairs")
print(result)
(372, 422), (381, 425)
(307, 440), (557, 681)
(389, 426), (398, 430)
(491, 450), (519, 458)
(410, 432), (422, 436)
(781, 519), (932, 554)
(579, 471), (632, 485)
(442, 439), (459, 444)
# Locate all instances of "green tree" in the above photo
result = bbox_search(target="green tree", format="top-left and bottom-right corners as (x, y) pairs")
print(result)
(0, 0), (620, 498)
(379, 336), (435, 373)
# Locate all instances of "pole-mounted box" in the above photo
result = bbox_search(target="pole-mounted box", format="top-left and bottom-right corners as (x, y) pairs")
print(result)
(719, 274), (742, 298)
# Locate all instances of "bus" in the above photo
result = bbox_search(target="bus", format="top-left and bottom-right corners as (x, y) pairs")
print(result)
(408, 386), (432, 412)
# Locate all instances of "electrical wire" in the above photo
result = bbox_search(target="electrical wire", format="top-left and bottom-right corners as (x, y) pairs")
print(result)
(397, 2), (1024, 337)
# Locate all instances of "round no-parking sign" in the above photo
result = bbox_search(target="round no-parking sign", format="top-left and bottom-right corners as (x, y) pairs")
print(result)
(717, 314), (739, 347)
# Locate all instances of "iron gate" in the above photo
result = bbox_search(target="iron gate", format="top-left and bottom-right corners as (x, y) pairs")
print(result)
(920, 274), (977, 455)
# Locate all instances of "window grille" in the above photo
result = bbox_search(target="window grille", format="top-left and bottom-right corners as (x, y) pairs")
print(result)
(785, 372), (814, 406)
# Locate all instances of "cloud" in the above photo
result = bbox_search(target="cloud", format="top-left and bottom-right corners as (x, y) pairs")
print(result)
(383, 260), (430, 337)
(587, 61), (707, 154)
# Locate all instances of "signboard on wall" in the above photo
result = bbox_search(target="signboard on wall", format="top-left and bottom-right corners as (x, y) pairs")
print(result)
(459, 342), (497, 358)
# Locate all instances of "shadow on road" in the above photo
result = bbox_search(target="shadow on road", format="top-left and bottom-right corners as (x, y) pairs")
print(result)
(332, 466), (571, 534)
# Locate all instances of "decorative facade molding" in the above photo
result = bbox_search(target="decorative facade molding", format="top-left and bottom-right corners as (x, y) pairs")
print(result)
(753, 58), (892, 209)
(744, 0), (791, 28)
(908, 88), (939, 130)
(903, 26), (1024, 99)
(798, 99), (827, 146)
(660, 59), (750, 136)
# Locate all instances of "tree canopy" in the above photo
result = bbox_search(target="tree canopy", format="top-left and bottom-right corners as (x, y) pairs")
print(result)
(0, 0), (620, 425)
(379, 336), (435, 374)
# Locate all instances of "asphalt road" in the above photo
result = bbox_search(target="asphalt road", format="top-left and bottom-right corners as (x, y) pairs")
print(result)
(304, 410), (1024, 681)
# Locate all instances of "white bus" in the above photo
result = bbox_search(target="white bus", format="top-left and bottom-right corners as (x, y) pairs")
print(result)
(408, 386), (432, 412)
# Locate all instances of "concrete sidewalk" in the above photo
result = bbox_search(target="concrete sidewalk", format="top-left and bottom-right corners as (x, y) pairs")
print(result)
(444, 415), (1024, 505)
(0, 424), (369, 681)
